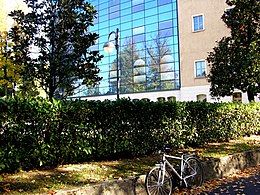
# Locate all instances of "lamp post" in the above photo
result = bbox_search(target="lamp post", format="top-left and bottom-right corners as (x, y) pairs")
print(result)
(103, 28), (120, 100)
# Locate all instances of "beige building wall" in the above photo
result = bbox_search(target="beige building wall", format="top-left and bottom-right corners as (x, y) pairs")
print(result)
(178, 0), (230, 88)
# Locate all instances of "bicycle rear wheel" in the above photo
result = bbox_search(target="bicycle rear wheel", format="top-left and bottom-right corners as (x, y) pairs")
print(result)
(145, 166), (172, 195)
(183, 157), (203, 189)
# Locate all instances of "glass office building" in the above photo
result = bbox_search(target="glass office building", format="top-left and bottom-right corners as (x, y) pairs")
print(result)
(80, 0), (180, 97)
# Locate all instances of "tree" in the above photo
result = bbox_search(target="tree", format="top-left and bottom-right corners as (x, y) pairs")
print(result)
(8, 0), (103, 99)
(119, 38), (141, 93)
(146, 34), (175, 90)
(0, 1), (20, 97)
(207, 0), (260, 102)
(0, 31), (22, 97)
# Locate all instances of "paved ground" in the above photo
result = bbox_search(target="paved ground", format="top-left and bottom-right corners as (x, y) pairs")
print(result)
(203, 174), (260, 195)
(172, 164), (260, 195)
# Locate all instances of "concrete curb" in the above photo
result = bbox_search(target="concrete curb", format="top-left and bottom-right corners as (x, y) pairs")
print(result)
(55, 149), (260, 195)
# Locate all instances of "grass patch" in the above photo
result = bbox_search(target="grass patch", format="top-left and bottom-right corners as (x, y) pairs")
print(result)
(0, 136), (259, 194)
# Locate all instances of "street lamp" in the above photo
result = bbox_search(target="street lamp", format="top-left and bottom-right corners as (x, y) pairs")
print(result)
(103, 28), (120, 100)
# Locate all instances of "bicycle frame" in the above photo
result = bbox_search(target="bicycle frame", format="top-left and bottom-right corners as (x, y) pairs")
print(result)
(158, 153), (197, 187)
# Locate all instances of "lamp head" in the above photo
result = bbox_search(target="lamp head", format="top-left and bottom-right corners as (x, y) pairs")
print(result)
(103, 41), (115, 54)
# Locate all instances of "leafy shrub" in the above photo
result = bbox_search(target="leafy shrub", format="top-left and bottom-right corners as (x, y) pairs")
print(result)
(0, 97), (259, 173)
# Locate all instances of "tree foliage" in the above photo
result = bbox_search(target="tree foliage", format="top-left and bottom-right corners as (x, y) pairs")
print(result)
(8, 0), (103, 99)
(207, 0), (260, 102)
(0, 31), (22, 97)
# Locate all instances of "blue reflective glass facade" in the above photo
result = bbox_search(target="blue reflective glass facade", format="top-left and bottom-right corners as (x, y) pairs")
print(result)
(83, 0), (180, 96)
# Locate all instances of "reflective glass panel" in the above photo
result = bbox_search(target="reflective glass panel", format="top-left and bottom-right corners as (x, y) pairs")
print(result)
(159, 20), (172, 30)
(132, 0), (144, 6)
(158, 0), (171, 6)
(133, 26), (145, 35)
(132, 4), (145, 13)
(110, 11), (120, 19)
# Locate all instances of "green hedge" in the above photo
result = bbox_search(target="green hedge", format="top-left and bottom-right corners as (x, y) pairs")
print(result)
(0, 97), (259, 173)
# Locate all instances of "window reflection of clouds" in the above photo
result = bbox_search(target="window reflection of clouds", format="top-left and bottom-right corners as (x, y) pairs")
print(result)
(161, 55), (174, 63)
(161, 64), (174, 73)
(133, 26), (144, 35)
(161, 72), (175, 80)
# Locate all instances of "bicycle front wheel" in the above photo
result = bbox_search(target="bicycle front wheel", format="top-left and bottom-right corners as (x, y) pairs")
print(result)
(183, 157), (203, 189)
(145, 166), (172, 195)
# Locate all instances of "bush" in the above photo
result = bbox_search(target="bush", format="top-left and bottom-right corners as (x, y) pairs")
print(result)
(0, 97), (259, 173)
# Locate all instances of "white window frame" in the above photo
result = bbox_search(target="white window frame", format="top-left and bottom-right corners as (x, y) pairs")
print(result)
(194, 60), (206, 78)
(192, 14), (205, 32)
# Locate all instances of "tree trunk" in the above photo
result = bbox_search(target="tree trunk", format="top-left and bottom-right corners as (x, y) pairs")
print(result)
(247, 88), (255, 102)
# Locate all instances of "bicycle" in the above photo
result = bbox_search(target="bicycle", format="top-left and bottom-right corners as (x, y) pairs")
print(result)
(145, 150), (203, 195)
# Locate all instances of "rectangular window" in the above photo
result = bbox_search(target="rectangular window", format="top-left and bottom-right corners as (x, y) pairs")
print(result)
(110, 11), (120, 20)
(159, 20), (173, 30)
(133, 26), (145, 35)
(132, 0), (144, 6)
(158, 0), (172, 6)
(192, 14), (204, 32)
(110, 0), (119, 6)
(195, 60), (206, 78)
(132, 3), (144, 13)
(133, 34), (145, 43)
(121, 2), (131, 9)
(159, 28), (173, 38)
(110, 5), (119, 13)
